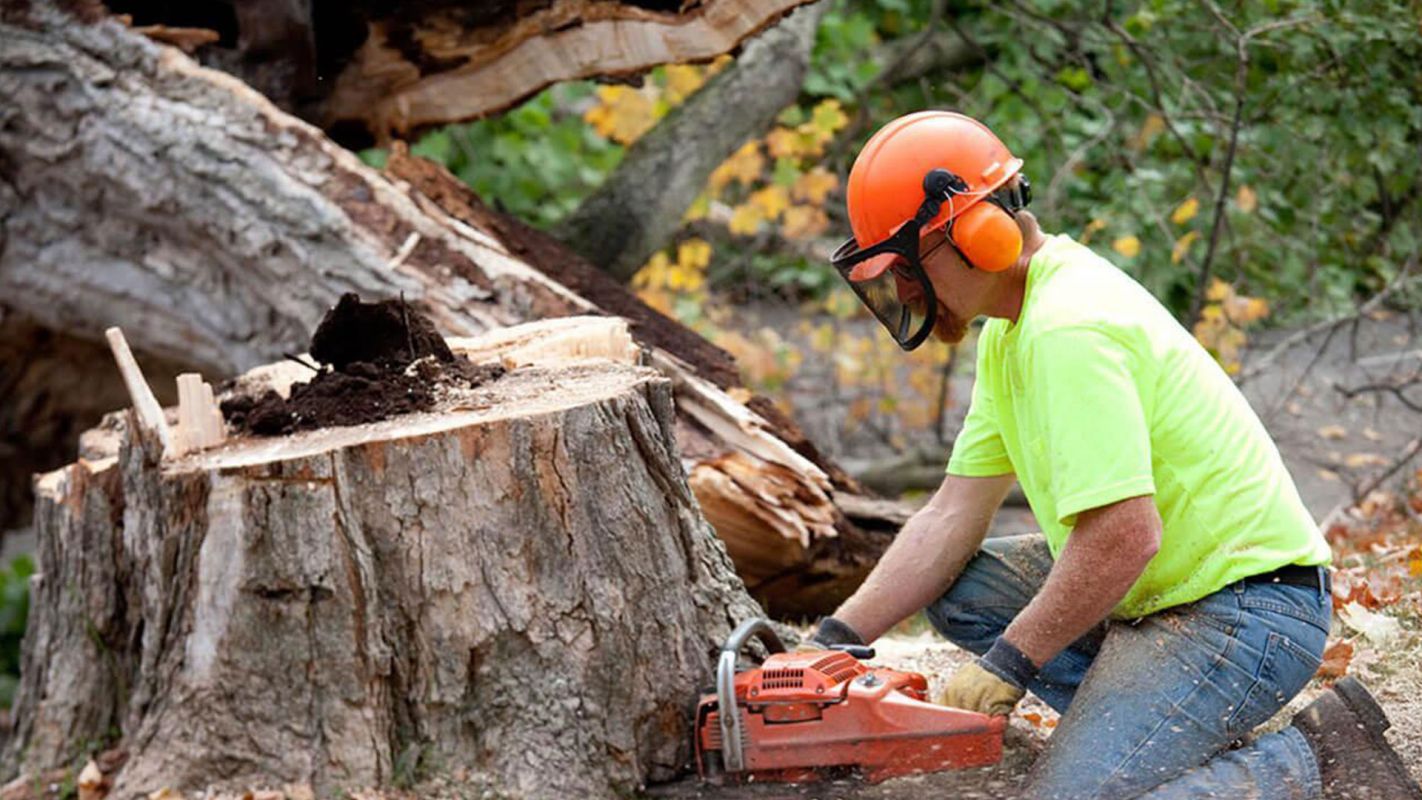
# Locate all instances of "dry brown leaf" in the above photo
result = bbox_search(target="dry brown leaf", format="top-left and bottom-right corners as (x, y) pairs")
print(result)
(1317, 424), (1347, 440)
(1344, 452), (1390, 469)
(1318, 639), (1354, 679)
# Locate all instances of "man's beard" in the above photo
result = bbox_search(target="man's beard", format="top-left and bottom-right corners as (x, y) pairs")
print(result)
(932, 302), (968, 343)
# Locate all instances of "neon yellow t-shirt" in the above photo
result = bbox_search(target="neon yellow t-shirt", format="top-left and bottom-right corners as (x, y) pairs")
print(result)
(947, 234), (1329, 618)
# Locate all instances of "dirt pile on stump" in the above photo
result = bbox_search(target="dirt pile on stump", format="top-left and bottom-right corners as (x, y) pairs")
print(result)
(222, 293), (503, 435)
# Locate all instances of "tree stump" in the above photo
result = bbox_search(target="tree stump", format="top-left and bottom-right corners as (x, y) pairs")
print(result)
(5, 334), (762, 798)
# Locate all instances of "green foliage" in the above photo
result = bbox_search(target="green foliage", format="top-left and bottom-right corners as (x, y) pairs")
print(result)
(870, 0), (1422, 321)
(0, 554), (35, 708)
(361, 0), (1420, 323)
(362, 83), (624, 229)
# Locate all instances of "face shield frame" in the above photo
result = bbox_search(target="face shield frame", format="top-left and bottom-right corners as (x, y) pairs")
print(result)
(831, 170), (1031, 351)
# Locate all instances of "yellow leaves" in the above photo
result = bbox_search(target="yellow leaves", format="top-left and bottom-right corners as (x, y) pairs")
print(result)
(810, 99), (849, 137)
(1236, 185), (1258, 214)
(682, 192), (710, 223)
(677, 238), (712, 271)
(632, 237), (713, 305)
(782, 205), (829, 240)
(728, 203), (765, 235)
(663, 64), (707, 104)
(1171, 197), (1200, 225)
(583, 85), (657, 145)
(792, 167), (839, 205)
(1193, 279), (1270, 375)
(765, 127), (813, 159)
(710, 327), (801, 391)
(709, 141), (765, 192)
(585, 59), (728, 145)
(1112, 235), (1141, 258)
(749, 185), (790, 222)
(1171, 230), (1199, 264)
(763, 100), (851, 160)
(1080, 218), (1108, 245)
(1132, 113), (1166, 151)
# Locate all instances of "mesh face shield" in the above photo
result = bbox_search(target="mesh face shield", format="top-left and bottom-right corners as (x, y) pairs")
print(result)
(830, 223), (940, 350)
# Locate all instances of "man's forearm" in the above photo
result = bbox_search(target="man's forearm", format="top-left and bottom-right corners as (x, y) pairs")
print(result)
(833, 474), (1013, 642)
(1003, 495), (1161, 667)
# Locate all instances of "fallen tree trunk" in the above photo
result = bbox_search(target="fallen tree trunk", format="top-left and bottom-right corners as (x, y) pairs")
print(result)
(0, 0), (900, 619)
(6, 322), (762, 798)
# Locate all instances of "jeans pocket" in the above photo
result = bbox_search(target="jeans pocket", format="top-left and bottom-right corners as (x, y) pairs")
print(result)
(1225, 631), (1323, 736)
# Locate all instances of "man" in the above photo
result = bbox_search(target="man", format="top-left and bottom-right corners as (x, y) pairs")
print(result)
(815, 110), (1421, 799)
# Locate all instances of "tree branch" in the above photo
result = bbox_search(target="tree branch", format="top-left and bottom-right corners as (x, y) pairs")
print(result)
(559, 2), (827, 281)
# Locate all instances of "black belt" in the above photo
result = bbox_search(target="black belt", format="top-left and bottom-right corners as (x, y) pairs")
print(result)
(1243, 563), (1331, 593)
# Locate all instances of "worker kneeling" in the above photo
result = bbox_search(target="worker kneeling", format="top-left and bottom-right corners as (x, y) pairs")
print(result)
(815, 111), (1420, 800)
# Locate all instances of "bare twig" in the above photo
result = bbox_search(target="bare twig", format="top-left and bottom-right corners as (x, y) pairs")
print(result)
(1334, 371), (1422, 413)
(1352, 437), (1422, 503)
(1187, 17), (1248, 325)
(1239, 255), (1418, 384)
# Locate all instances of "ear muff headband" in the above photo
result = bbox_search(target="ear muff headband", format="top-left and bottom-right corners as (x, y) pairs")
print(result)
(921, 168), (1029, 273)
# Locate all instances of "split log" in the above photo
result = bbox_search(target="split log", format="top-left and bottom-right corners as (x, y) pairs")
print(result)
(107, 0), (814, 142)
(0, 1), (901, 618)
(7, 327), (762, 798)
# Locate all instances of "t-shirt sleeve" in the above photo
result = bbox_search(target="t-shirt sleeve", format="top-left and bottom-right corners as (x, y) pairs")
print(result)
(946, 368), (1013, 477)
(1025, 325), (1155, 527)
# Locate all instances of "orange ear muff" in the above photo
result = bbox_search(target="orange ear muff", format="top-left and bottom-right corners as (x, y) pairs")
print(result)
(950, 202), (1023, 272)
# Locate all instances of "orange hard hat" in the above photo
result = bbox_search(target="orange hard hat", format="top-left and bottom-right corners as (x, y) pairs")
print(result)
(845, 111), (1025, 278)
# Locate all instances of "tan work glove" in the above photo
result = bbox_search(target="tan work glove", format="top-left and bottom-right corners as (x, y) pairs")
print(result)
(936, 660), (1026, 716)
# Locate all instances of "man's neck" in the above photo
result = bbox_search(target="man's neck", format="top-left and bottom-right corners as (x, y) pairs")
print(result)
(985, 221), (1048, 325)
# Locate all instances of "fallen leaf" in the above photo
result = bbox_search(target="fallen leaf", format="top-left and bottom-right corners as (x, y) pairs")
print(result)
(1317, 425), (1347, 440)
(1338, 601), (1401, 645)
(1344, 453), (1389, 469)
(1317, 640), (1354, 679)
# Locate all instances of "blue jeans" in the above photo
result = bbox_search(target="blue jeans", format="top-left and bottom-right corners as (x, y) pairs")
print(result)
(925, 534), (1331, 799)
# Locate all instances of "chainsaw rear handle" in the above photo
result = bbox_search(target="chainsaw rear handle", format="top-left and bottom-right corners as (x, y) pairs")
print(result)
(716, 619), (784, 772)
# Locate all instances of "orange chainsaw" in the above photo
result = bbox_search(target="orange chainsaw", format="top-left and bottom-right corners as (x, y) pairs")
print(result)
(695, 619), (1006, 784)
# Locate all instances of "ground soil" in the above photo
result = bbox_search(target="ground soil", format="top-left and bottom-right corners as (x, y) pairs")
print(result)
(220, 293), (504, 435)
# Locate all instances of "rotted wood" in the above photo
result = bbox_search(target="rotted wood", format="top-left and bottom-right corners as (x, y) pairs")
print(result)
(6, 323), (763, 798)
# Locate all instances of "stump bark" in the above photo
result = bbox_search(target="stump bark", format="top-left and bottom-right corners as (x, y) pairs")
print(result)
(6, 334), (761, 798)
